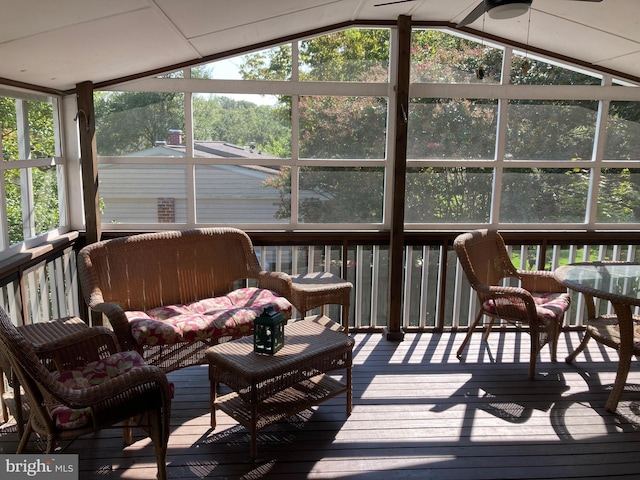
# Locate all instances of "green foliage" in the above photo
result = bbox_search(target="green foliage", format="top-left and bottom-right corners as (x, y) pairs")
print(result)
(1, 97), (59, 245)
(511, 56), (602, 86)
(1, 97), (18, 160)
(597, 168), (640, 222)
(239, 45), (292, 81)
(95, 91), (290, 157)
(193, 96), (290, 155)
(4, 169), (22, 243)
(243, 28), (640, 224)
(500, 168), (590, 223)
(406, 167), (492, 222)
(408, 98), (498, 160)
(299, 95), (387, 159)
(33, 167), (60, 235)
(299, 167), (384, 223)
(298, 29), (389, 82)
(94, 91), (185, 155)
(411, 30), (503, 83)
(1, 98), (56, 160)
(3, 167), (59, 245)
(27, 101), (56, 158)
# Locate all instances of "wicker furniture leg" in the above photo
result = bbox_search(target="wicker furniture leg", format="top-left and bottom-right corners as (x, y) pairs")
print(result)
(566, 294), (598, 364)
(209, 373), (217, 428)
(346, 362), (353, 415)
(456, 310), (483, 358)
(606, 302), (636, 412)
(565, 330), (592, 363)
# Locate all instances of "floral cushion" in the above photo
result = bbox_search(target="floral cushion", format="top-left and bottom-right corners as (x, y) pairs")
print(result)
(482, 292), (571, 325)
(126, 287), (292, 346)
(49, 351), (146, 430)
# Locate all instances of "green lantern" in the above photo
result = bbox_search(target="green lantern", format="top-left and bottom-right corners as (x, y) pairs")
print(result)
(253, 305), (285, 354)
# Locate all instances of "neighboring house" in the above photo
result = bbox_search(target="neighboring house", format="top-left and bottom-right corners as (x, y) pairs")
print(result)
(98, 133), (288, 225)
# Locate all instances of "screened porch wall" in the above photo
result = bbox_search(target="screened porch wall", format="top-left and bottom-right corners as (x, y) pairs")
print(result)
(93, 27), (640, 237)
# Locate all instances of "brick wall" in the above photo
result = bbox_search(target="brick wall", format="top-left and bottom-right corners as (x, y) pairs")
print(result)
(157, 198), (175, 222)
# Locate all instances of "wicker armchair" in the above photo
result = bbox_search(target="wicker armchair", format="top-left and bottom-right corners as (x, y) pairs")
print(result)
(77, 228), (293, 373)
(0, 309), (172, 480)
(454, 230), (571, 378)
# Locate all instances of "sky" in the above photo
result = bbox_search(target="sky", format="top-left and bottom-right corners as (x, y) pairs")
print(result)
(206, 57), (278, 106)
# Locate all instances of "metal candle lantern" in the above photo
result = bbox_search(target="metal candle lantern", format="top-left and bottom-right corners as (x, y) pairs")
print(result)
(253, 305), (285, 354)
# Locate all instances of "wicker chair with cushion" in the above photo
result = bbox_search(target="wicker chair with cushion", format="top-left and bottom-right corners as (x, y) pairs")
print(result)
(77, 228), (293, 373)
(454, 229), (571, 378)
(0, 308), (172, 480)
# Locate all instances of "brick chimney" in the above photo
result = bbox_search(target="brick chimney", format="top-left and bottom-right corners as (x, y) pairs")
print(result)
(168, 129), (182, 145)
(157, 198), (175, 222)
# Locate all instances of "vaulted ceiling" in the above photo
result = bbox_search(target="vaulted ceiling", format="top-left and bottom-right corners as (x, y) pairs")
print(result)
(2, 0), (639, 94)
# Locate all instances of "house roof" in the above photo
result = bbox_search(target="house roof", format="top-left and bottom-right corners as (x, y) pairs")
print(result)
(130, 141), (280, 160)
(1, 1), (639, 94)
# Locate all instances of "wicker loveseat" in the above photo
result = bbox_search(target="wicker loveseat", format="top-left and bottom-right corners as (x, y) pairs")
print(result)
(77, 228), (293, 373)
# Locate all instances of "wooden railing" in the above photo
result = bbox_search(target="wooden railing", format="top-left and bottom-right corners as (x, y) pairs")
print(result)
(2, 230), (639, 332)
(250, 231), (640, 332)
(0, 232), (82, 326)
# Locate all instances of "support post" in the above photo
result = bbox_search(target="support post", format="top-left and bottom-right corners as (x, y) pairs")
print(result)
(76, 81), (101, 245)
(385, 15), (411, 342)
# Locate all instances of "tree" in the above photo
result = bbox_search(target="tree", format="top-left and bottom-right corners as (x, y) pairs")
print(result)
(248, 28), (640, 226)
(192, 95), (290, 155)
(242, 28), (390, 223)
(94, 91), (185, 155)
(1, 97), (59, 244)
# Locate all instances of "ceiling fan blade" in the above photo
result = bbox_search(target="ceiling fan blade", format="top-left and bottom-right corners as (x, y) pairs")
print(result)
(456, 0), (599, 28)
(374, 0), (416, 6)
(456, 1), (488, 27)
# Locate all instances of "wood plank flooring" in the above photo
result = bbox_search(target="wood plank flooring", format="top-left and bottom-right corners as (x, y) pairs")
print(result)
(2, 329), (640, 479)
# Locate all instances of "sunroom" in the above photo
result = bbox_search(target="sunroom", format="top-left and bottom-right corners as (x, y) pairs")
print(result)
(1, 1), (640, 478)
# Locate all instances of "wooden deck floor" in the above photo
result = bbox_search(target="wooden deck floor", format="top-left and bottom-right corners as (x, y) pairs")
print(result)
(3, 329), (640, 479)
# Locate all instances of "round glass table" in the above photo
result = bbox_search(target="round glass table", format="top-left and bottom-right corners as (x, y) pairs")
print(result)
(554, 261), (640, 412)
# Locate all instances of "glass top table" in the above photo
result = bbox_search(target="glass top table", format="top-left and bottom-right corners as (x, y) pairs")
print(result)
(554, 262), (640, 412)
(554, 262), (640, 306)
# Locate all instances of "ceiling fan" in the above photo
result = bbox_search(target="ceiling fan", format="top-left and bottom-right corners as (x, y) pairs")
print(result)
(374, 0), (417, 5)
(373, 0), (603, 27)
(456, 0), (603, 28)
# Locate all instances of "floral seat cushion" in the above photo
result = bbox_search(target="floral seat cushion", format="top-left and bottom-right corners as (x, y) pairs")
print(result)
(125, 287), (292, 346)
(482, 292), (571, 325)
(50, 351), (147, 429)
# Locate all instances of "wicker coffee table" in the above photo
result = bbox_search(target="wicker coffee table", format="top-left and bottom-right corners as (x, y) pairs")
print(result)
(207, 315), (354, 458)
